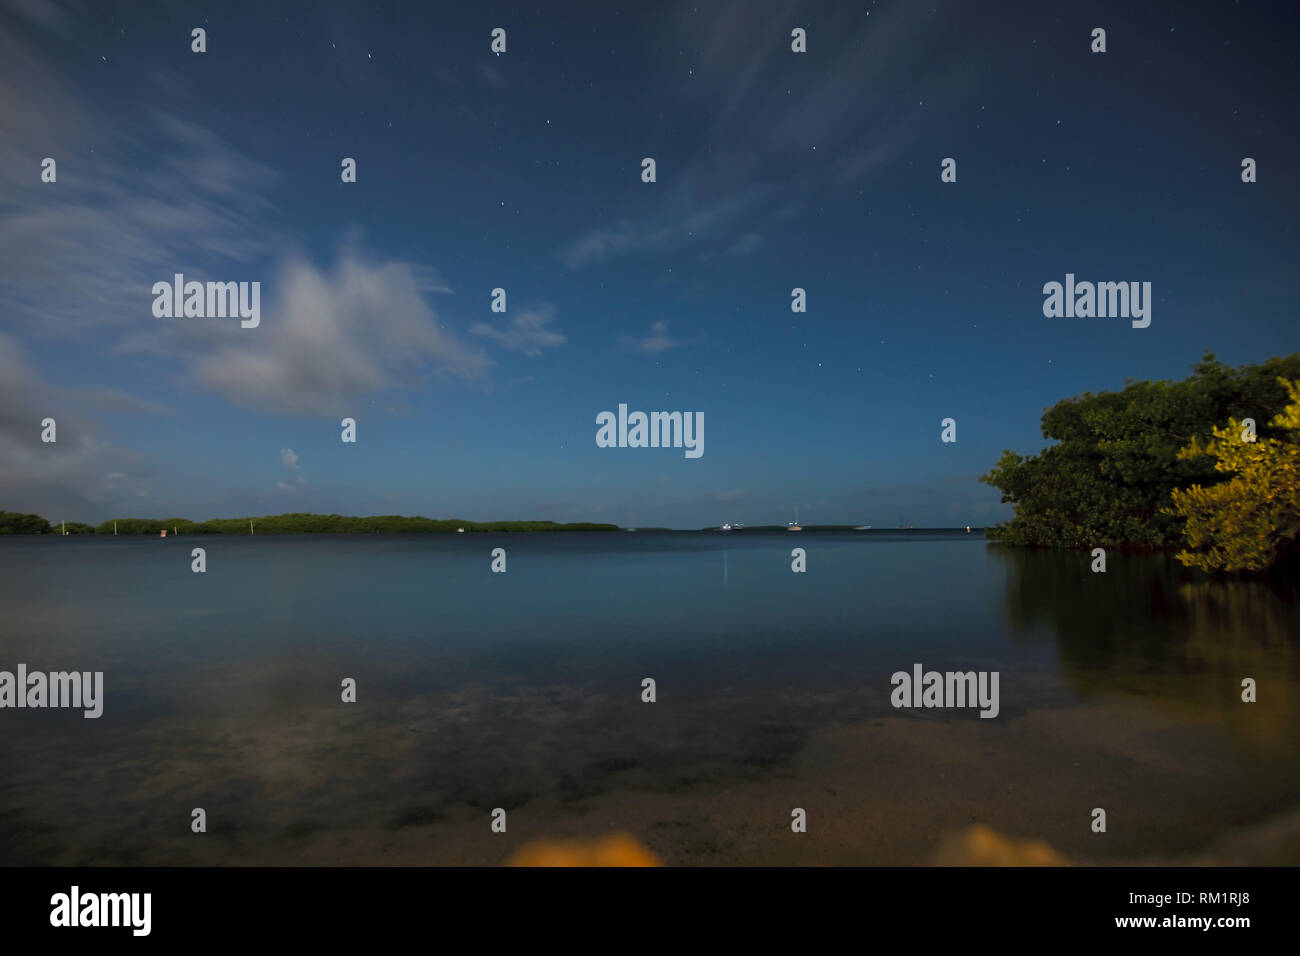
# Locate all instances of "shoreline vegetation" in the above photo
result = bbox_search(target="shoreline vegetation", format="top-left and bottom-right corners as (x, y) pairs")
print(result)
(981, 353), (1300, 574)
(6, 351), (1295, 571)
(0, 513), (620, 535)
(0, 511), (983, 536)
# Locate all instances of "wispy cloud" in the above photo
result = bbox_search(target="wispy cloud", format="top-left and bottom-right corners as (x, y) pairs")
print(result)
(558, 0), (982, 270)
(74, 387), (174, 417)
(473, 60), (509, 89)
(470, 306), (566, 357)
(726, 233), (763, 257)
(0, 11), (492, 418)
(0, 333), (156, 520)
(623, 320), (680, 354)
(558, 186), (772, 269)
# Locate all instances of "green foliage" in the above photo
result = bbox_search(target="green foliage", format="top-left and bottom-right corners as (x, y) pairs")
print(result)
(0, 511), (52, 534)
(61, 522), (96, 534)
(91, 518), (197, 535)
(91, 513), (620, 534)
(1165, 379), (1300, 572)
(981, 353), (1300, 549)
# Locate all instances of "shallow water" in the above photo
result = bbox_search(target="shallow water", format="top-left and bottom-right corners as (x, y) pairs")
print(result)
(1, 532), (1297, 865)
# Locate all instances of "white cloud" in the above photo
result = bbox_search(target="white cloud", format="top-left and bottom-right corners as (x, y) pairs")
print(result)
(280, 448), (299, 470)
(623, 320), (680, 354)
(0, 333), (156, 521)
(470, 306), (566, 357)
(558, 187), (770, 269)
(190, 251), (491, 415)
(0, 103), (278, 344)
(0, 24), (489, 417)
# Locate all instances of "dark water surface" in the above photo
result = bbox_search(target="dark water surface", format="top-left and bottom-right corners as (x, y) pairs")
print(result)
(2, 532), (1298, 865)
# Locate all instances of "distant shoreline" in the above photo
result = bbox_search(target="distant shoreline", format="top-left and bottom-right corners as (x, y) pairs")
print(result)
(693, 526), (986, 534)
(0, 511), (620, 535)
(1, 510), (992, 536)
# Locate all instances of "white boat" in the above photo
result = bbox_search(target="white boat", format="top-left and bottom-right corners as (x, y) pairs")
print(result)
(853, 525), (872, 530)
(720, 523), (733, 531)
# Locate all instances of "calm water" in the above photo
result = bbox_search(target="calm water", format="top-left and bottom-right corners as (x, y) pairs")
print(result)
(2, 532), (1298, 865)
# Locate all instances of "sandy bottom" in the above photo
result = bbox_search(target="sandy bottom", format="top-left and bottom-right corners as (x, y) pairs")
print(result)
(5, 678), (1298, 866)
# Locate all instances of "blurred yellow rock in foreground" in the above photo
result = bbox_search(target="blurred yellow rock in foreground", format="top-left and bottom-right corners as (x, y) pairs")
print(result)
(928, 825), (1067, 866)
(506, 834), (661, 867)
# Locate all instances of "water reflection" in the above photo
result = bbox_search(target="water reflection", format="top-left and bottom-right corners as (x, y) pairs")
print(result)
(992, 545), (1300, 754)
(3, 535), (1299, 865)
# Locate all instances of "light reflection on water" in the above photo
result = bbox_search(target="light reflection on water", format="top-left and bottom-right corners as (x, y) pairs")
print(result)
(1, 532), (1296, 864)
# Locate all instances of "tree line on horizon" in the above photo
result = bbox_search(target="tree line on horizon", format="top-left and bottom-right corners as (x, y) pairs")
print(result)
(8, 353), (1297, 572)
(982, 352), (1300, 573)
(0, 512), (619, 535)
(0, 512), (95, 534)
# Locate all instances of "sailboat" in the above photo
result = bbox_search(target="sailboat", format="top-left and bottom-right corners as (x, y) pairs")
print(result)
(787, 505), (802, 531)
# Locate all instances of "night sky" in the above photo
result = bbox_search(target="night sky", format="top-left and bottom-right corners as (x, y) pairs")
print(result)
(2, 0), (1297, 528)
